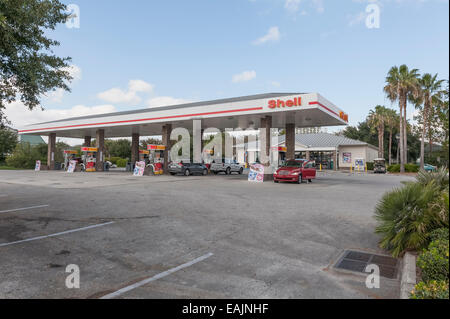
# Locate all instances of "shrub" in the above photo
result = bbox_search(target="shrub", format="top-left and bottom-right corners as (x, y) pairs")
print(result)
(108, 157), (122, 165)
(366, 162), (374, 171)
(416, 167), (449, 190)
(429, 228), (450, 242)
(417, 239), (449, 282)
(374, 182), (448, 257)
(410, 280), (449, 299)
(387, 163), (419, 173)
(116, 159), (127, 167)
(6, 142), (47, 169)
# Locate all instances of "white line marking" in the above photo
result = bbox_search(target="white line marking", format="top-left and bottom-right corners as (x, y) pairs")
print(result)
(0, 205), (49, 214)
(0, 221), (115, 247)
(100, 252), (214, 299)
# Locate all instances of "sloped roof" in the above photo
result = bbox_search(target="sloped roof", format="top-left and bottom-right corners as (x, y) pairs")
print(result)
(237, 133), (377, 150)
(278, 133), (372, 148)
(20, 134), (45, 145)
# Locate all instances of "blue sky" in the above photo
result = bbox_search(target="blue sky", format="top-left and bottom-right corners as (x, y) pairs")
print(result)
(7, 0), (449, 132)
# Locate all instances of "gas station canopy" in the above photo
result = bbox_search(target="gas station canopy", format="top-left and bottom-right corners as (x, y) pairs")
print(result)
(19, 93), (348, 138)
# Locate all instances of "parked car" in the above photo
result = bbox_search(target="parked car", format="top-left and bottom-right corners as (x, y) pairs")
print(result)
(423, 163), (437, 172)
(168, 162), (208, 176)
(273, 159), (316, 184)
(210, 159), (244, 175)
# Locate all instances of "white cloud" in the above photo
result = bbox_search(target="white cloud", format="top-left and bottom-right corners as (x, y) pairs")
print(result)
(285, 0), (302, 13)
(147, 96), (192, 108)
(232, 70), (256, 83)
(97, 79), (154, 104)
(4, 100), (116, 130)
(271, 81), (281, 87)
(252, 27), (281, 45)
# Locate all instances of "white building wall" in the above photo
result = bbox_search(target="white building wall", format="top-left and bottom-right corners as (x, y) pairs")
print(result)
(338, 145), (367, 168)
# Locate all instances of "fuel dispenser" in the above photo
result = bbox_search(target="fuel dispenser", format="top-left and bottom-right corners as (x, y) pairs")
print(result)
(63, 150), (78, 171)
(147, 145), (166, 175)
(81, 147), (98, 172)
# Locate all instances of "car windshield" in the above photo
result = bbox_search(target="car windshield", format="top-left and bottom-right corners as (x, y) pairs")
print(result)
(283, 160), (304, 167)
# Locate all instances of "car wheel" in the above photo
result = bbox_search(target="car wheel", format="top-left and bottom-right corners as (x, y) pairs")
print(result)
(202, 169), (208, 176)
(226, 167), (231, 175)
(184, 169), (190, 176)
(274, 180), (279, 183)
(170, 172), (176, 176)
(213, 171), (218, 175)
(239, 168), (243, 175)
(308, 179), (312, 183)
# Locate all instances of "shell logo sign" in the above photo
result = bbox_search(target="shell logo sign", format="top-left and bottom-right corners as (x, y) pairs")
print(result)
(147, 145), (166, 151)
(268, 97), (302, 109)
(339, 111), (349, 122)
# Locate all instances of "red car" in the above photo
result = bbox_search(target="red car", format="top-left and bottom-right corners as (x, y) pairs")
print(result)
(274, 159), (317, 184)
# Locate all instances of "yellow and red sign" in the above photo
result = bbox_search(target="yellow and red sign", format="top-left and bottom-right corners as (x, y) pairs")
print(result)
(139, 150), (150, 155)
(147, 145), (166, 151)
(64, 150), (78, 154)
(81, 147), (98, 152)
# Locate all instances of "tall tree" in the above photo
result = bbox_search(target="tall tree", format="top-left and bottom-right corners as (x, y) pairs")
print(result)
(367, 105), (387, 159)
(414, 73), (445, 169)
(384, 108), (399, 165)
(0, 126), (17, 162)
(384, 65), (420, 172)
(0, 0), (72, 127)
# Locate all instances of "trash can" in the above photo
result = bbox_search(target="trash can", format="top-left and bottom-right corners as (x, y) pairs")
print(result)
(125, 162), (134, 172)
(103, 162), (110, 171)
(55, 162), (62, 170)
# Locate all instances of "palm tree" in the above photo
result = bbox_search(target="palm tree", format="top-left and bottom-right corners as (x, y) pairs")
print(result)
(384, 108), (399, 165)
(414, 74), (445, 169)
(384, 65), (420, 173)
(368, 106), (387, 158)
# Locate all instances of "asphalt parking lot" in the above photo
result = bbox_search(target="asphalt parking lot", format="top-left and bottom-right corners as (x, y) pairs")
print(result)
(0, 170), (414, 299)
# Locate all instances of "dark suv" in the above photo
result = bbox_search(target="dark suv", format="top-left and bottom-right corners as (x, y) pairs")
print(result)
(168, 162), (208, 176)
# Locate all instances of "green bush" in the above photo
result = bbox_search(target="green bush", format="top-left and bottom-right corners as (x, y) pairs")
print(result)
(410, 280), (449, 299)
(387, 163), (419, 173)
(417, 239), (449, 282)
(366, 162), (374, 171)
(374, 182), (449, 257)
(416, 168), (449, 190)
(6, 142), (47, 169)
(116, 159), (127, 167)
(429, 228), (450, 242)
(108, 157), (122, 165)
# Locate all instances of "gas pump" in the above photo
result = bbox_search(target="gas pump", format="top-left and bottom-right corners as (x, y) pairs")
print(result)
(63, 150), (78, 170)
(147, 145), (165, 174)
(271, 146), (287, 168)
(81, 147), (98, 172)
(139, 150), (150, 165)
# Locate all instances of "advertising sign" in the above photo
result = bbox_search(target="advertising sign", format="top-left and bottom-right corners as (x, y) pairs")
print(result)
(67, 160), (77, 173)
(248, 163), (264, 183)
(35, 160), (41, 171)
(133, 161), (146, 176)
(343, 152), (352, 163)
(147, 145), (166, 151)
(81, 147), (98, 152)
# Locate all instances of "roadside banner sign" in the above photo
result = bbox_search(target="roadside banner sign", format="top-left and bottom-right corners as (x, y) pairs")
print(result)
(248, 163), (264, 183)
(35, 160), (41, 171)
(67, 160), (77, 173)
(64, 150), (78, 154)
(133, 161), (146, 176)
(139, 150), (150, 155)
(81, 147), (98, 152)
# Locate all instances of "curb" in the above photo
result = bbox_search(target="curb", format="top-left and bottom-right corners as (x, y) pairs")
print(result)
(400, 252), (417, 299)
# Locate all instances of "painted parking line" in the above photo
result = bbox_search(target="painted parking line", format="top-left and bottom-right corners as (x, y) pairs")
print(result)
(100, 252), (214, 299)
(0, 221), (115, 248)
(0, 205), (50, 214)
